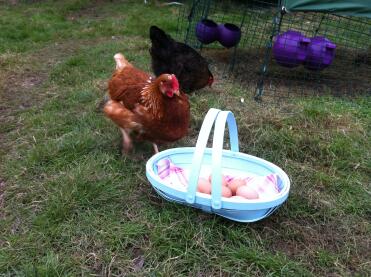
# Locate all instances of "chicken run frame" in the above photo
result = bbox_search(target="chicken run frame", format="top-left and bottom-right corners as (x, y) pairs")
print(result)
(176, 0), (371, 100)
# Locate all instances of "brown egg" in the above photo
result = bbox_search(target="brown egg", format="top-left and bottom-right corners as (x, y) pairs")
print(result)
(236, 185), (259, 200)
(227, 178), (246, 195)
(197, 178), (211, 194)
(208, 174), (228, 186)
(221, 185), (232, 198)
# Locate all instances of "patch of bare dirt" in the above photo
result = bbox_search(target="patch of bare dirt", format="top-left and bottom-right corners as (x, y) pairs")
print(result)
(260, 217), (370, 275)
(0, 37), (110, 123)
(65, 0), (118, 21)
(20, 74), (44, 89)
(130, 247), (145, 272)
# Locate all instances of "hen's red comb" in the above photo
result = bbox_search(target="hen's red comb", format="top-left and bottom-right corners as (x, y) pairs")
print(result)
(171, 74), (179, 91)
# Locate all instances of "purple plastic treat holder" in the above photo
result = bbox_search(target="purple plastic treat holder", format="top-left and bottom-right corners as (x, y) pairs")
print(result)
(218, 23), (241, 48)
(273, 30), (310, 68)
(304, 36), (336, 70)
(195, 19), (219, 44)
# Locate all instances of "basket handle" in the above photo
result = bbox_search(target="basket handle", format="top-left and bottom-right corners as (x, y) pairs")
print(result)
(210, 111), (239, 209)
(186, 109), (239, 206)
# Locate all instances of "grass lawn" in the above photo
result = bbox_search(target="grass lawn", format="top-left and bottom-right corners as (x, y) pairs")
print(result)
(0, 0), (370, 276)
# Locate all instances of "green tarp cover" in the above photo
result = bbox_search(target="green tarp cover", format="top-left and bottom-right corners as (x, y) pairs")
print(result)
(283, 0), (371, 18)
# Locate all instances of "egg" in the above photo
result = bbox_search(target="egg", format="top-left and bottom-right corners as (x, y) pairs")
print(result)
(227, 178), (246, 195)
(236, 185), (259, 199)
(208, 174), (228, 186)
(221, 185), (232, 198)
(197, 178), (211, 194)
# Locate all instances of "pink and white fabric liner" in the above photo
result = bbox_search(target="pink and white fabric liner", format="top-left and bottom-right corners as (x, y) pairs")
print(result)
(156, 158), (280, 200)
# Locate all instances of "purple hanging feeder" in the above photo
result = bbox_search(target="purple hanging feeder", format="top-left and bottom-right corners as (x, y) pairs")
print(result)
(218, 23), (241, 48)
(273, 30), (310, 68)
(195, 19), (219, 44)
(304, 36), (336, 70)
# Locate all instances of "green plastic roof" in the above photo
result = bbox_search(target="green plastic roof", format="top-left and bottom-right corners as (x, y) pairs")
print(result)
(283, 0), (371, 18)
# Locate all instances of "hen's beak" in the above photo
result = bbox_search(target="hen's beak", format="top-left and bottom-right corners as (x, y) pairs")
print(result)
(174, 90), (180, 96)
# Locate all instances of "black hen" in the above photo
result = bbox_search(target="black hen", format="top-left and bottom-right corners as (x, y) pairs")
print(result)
(149, 25), (214, 93)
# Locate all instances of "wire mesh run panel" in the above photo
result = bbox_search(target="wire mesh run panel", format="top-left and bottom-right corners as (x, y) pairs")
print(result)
(257, 11), (371, 99)
(176, 0), (371, 99)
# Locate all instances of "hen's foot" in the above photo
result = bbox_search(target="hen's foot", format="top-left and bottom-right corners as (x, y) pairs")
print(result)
(121, 142), (133, 155)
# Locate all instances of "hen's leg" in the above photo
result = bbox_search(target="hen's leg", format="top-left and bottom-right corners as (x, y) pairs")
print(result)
(120, 128), (133, 154)
(104, 100), (141, 154)
(153, 143), (159, 154)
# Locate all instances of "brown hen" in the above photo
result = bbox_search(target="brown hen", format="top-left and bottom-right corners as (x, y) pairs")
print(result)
(104, 53), (190, 154)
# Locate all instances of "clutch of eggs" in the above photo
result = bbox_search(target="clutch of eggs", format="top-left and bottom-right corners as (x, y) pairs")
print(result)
(195, 174), (259, 200)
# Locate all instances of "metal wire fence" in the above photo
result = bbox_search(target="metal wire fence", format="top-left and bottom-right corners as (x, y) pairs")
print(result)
(176, 0), (371, 100)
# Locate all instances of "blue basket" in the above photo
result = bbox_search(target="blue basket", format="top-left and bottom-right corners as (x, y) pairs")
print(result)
(146, 108), (290, 222)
